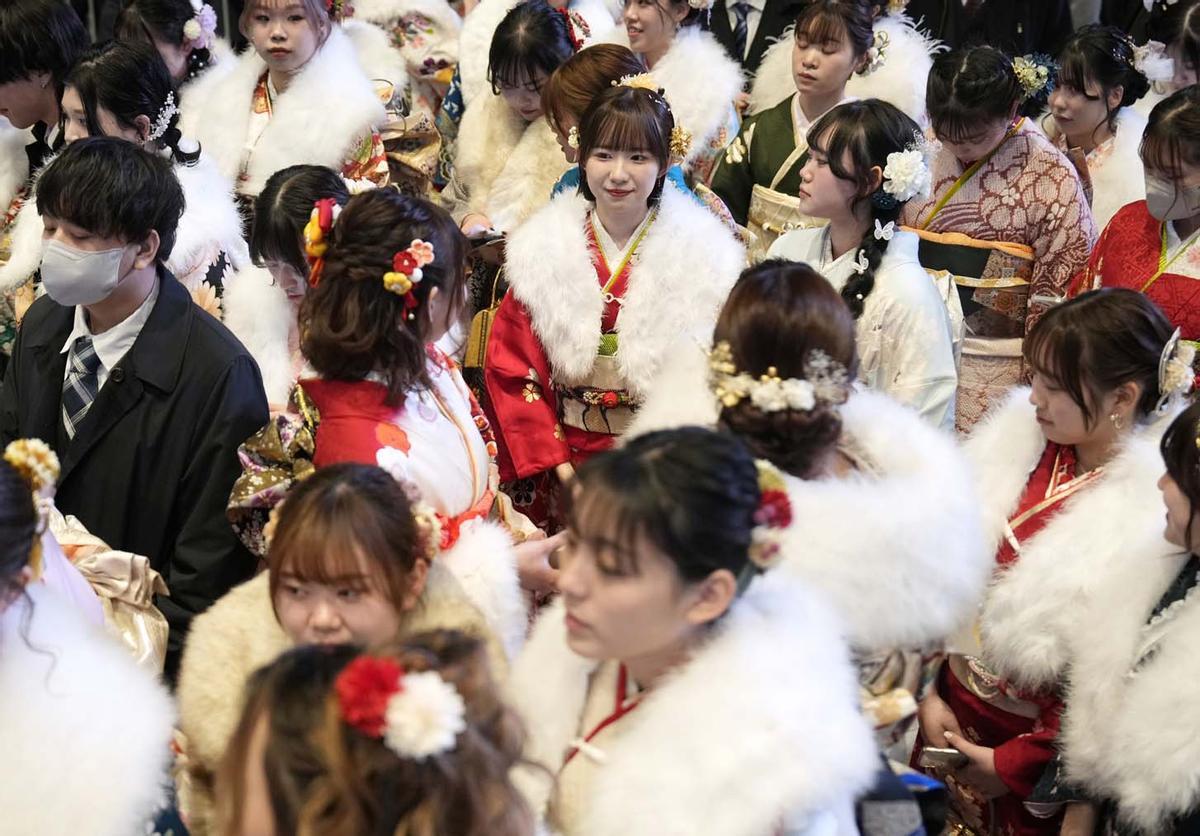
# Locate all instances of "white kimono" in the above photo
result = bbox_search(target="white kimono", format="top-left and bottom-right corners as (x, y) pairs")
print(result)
(769, 226), (960, 429)
(506, 574), (878, 836)
(1042, 107), (1148, 231)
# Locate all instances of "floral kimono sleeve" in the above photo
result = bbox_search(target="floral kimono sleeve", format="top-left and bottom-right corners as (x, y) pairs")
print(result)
(484, 293), (569, 482)
(341, 130), (391, 189)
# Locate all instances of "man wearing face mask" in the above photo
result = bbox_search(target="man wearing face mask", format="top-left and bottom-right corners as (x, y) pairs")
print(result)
(1072, 85), (1200, 343)
(0, 137), (269, 682)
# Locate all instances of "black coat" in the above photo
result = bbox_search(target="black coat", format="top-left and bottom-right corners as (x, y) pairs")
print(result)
(904, 0), (1074, 56)
(705, 0), (807, 77)
(0, 271), (269, 677)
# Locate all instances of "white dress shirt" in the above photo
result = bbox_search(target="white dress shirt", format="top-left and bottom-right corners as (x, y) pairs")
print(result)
(60, 277), (161, 392)
(727, 0), (764, 59)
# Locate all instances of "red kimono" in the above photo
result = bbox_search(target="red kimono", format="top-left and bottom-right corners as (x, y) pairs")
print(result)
(1073, 201), (1200, 341)
(917, 444), (1104, 835)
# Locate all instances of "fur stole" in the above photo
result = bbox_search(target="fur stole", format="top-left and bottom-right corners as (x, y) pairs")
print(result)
(504, 187), (744, 395)
(0, 119), (31, 213)
(353, 0), (463, 65)
(182, 26), (385, 195)
(1060, 540), (1200, 834)
(748, 11), (940, 123)
(173, 153), (250, 276)
(0, 176), (44, 293)
(343, 17), (409, 89)
(972, 388), (1175, 689)
(603, 27), (744, 164)
(1043, 107), (1146, 231)
(506, 574), (878, 835)
(0, 584), (175, 836)
(221, 265), (296, 405)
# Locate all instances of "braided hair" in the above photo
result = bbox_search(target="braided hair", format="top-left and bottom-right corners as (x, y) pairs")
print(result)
(806, 98), (924, 317)
(65, 39), (199, 166)
(927, 46), (1024, 143)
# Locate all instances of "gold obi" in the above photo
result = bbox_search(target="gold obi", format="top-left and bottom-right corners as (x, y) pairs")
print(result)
(555, 343), (639, 437)
(748, 184), (825, 260)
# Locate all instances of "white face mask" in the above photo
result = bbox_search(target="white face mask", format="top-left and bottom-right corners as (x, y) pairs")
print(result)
(1145, 174), (1200, 222)
(39, 239), (129, 307)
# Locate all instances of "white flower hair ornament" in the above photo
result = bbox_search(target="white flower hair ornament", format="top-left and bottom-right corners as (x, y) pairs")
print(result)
(686, 0), (715, 10)
(183, 1), (218, 50)
(567, 125), (580, 150)
(1157, 328), (1197, 414)
(709, 341), (851, 414)
(335, 655), (467, 760)
(873, 132), (933, 210)
(147, 91), (178, 143)
(859, 29), (890, 76)
(1133, 40), (1175, 84)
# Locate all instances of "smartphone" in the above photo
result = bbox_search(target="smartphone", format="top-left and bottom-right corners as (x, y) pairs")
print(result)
(918, 746), (969, 770)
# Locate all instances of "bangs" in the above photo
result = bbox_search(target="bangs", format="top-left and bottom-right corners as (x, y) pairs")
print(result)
(588, 107), (659, 154)
(794, 8), (850, 48)
(488, 54), (540, 89)
(240, 0), (327, 34)
(1055, 47), (1096, 95)
(806, 108), (867, 186)
(929, 110), (986, 144)
(249, 202), (305, 272)
(563, 477), (647, 576)
(1141, 106), (1192, 177)
(1023, 316), (1097, 424)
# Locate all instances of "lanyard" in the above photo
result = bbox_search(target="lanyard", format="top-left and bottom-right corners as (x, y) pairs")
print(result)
(918, 119), (1025, 231)
(1140, 222), (1200, 293)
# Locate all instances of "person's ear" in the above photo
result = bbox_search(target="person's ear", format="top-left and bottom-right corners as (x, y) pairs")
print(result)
(1106, 85), (1124, 112)
(132, 229), (161, 269)
(684, 568), (737, 627)
(400, 558), (430, 612)
(866, 164), (884, 195)
(1107, 379), (1143, 427)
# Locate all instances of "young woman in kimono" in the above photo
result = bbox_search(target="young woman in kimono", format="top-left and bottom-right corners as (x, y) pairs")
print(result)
(1137, 0), (1200, 117)
(625, 260), (990, 767)
(768, 98), (959, 427)
(913, 289), (1180, 836)
(506, 427), (879, 836)
(182, 464), (519, 835)
(1074, 87), (1200, 343)
(115, 0), (231, 88)
(1043, 25), (1162, 231)
(902, 46), (1096, 431)
(483, 83), (744, 529)
(181, 0), (389, 206)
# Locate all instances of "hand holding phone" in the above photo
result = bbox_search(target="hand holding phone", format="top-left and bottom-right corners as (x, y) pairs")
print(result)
(918, 746), (969, 770)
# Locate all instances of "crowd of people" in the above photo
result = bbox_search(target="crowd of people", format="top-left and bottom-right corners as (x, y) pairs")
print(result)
(0, 0), (1198, 833)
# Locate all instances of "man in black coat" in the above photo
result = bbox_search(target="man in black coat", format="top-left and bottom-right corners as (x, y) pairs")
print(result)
(904, 0), (1074, 56)
(0, 138), (269, 679)
(706, 0), (807, 77)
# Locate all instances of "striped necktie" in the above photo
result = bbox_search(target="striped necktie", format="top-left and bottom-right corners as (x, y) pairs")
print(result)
(62, 335), (101, 439)
(732, 1), (752, 60)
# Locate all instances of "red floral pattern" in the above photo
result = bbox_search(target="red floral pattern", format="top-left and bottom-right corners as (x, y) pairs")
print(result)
(336, 656), (404, 737)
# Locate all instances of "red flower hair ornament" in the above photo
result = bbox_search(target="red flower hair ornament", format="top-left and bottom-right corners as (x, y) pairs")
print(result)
(737, 460), (793, 593)
(302, 197), (343, 288)
(383, 239), (436, 320)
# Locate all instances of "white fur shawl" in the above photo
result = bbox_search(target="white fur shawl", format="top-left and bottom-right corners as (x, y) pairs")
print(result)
(625, 343), (990, 653)
(0, 119), (31, 213)
(977, 389), (1177, 690)
(1059, 542), (1200, 834)
(748, 11), (940, 124)
(182, 26), (386, 195)
(1044, 107), (1146, 231)
(0, 584), (175, 836)
(343, 17), (409, 90)
(504, 187), (744, 395)
(222, 265), (296, 405)
(602, 26), (744, 164)
(353, 0), (463, 65)
(506, 574), (878, 835)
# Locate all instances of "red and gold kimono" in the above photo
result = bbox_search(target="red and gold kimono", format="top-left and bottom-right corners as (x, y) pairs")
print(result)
(918, 443), (1104, 836)
(1073, 200), (1200, 343)
(902, 120), (1096, 431)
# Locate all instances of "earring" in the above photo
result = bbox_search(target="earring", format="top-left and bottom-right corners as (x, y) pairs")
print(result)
(1110, 411), (1124, 431)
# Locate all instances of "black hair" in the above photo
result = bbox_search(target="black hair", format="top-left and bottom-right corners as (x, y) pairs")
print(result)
(1161, 401), (1200, 551)
(250, 165), (351, 276)
(116, 0), (215, 82)
(1148, 0), (1200, 90)
(1023, 288), (1173, 429)
(1056, 25), (1152, 141)
(65, 40), (200, 166)
(927, 46), (1024, 143)
(565, 427), (761, 584)
(807, 98), (923, 317)
(576, 85), (673, 206)
(36, 136), (186, 262)
(0, 458), (38, 598)
(488, 0), (576, 94)
(0, 0), (88, 88)
(792, 0), (874, 59)
(1141, 84), (1200, 178)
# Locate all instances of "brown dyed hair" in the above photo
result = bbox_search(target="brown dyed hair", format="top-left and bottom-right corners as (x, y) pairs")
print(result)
(238, 0), (331, 43)
(541, 44), (643, 135)
(576, 85), (673, 204)
(1141, 85), (1200, 178)
(267, 463), (422, 615)
(714, 260), (858, 479)
(299, 189), (468, 406)
(792, 0), (873, 56)
(1023, 288), (1173, 429)
(217, 633), (535, 836)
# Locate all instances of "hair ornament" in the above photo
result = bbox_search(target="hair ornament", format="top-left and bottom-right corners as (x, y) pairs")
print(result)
(372, 448), (446, 557)
(303, 198), (343, 287)
(873, 219), (895, 241)
(183, 0), (218, 50)
(567, 125), (580, 150)
(670, 124), (693, 159)
(851, 249), (870, 276)
(709, 341), (851, 414)
(325, 0), (354, 21)
(335, 656), (467, 760)
(1156, 329), (1196, 414)
(687, 0), (716, 10)
(1013, 54), (1057, 100)
(1133, 39), (1175, 84)
(615, 73), (661, 93)
(4, 439), (59, 500)
(147, 91), (178, 143)
(860, 29), (890, 76)
(881, 131), (934, 203)
(555, 6), (590, 51)
(382, 239), (436, 320)
(886, 0), (910, 12)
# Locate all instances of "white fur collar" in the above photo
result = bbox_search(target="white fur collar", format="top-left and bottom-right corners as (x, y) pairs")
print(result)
(507, 575), (877, 835)
(503, 187), (743, 395)
(343, 17), (408, 89)
(973, 389), (1176, 688)
(0, 584), (175, 836)
(0, 119), (32, 212)
(1060, 543), (1200, 834)
(1040, 108), (1147, 229)
(182, 26), (385, 194)
(222, 265), (297, 405)
(172, 153), (250, 275)
(352, 0), (463, 45)
(0, 182), (44, 293)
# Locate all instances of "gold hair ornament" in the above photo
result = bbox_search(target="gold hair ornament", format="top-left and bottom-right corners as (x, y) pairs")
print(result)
(4, 439), (60, 577)
(708, 341), (851, 413)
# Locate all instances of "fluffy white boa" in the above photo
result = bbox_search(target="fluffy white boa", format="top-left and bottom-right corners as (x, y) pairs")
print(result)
(626, 342), (990, 653)
(181, 25), (386, 195)
(748, 11), (940, 124)
(506, 574), (878, 835)
(0, 584), (175, 836)
(1042, 106), (1147, 230)
(503, 187), (744, 395)
(0, 119), (31, 213)
(352, 0), (463, 62)
(974, 388), (1176, 689)
(222, 265), (296, 405)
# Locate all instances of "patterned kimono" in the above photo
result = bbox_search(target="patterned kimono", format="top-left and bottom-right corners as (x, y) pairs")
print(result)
(1073, 200), (1200, 344)
(902, 119), (1096, 431)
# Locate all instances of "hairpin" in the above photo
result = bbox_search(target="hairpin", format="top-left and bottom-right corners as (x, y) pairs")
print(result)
(382, 239), (436, 320)
(303, 198), (343, 287)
